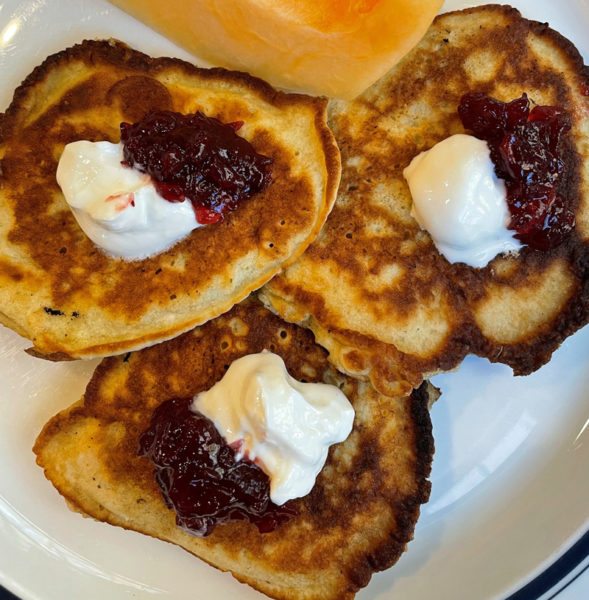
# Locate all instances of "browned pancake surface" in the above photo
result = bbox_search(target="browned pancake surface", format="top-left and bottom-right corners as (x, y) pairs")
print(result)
(0, 40), (340, 358)
(33, 298), (435, 600)
(260, 5), (589, 396)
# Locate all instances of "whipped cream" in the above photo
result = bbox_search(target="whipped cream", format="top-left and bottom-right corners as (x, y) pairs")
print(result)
(403, 134), (522, 268)
(56, 140), (200, 260)
(192, 351), (355, 505)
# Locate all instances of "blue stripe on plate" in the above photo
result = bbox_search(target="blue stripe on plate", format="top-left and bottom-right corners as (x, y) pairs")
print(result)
(0, 586), (18, 600)
(505, 529), (589, 600)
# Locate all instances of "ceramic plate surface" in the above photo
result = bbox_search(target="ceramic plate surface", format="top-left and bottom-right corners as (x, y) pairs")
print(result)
(0, 1), (587, 599)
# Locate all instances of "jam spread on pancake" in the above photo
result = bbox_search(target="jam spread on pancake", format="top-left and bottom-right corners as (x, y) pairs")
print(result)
(138, 397), (296, 537)
(459, 92), (575, 250)
(121, 110), (273, 224)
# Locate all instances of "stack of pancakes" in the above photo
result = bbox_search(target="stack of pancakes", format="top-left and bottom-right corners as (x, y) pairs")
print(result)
(1, 4), (587, 600)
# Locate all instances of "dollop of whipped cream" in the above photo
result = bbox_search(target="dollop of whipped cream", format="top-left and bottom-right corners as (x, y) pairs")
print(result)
(56, 140), (200, 260)
(403, 134), (522, 268)
(192, 351), (355, 506)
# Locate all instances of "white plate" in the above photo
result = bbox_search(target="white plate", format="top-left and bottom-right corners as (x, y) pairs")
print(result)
(0, 1), (587, 599)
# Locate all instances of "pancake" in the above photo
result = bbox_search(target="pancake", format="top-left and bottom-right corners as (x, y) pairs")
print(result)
(0, 39), (340, 360)
(260, 4), (589, 397)
(33, 298), (436, 600)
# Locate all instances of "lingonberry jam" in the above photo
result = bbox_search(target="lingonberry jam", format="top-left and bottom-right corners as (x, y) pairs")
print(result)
(120, 110), (273, 224)
(458, 92), (575, 250)
(138, 397), (296, 537)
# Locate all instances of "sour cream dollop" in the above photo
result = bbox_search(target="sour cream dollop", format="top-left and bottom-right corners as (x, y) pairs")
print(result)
(56, 140), (200, 260)
(192, 351), (355, 505)
(403, 134), (522, 268)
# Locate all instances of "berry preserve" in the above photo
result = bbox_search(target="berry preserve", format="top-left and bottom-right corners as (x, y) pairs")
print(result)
(138, 397), (296, 537)
(458, 92), (575, 250)
(120, 110), (273, 224)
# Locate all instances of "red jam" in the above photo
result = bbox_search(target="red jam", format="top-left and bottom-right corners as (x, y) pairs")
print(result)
(120, 110), (273, 224)
(458, 92), (575, 250)
(138, 397), (296, 537)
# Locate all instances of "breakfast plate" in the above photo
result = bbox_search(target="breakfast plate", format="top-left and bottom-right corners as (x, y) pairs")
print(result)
(0, 1), (588, 599)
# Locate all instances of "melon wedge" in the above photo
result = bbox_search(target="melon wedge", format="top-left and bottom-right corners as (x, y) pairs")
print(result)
(109, 0), (443, 98)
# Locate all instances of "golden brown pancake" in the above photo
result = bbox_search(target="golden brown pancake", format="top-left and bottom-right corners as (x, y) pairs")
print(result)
(33, 298), (436, 600)
(0, 39), (340, 359)
(260, 5), (589, 397)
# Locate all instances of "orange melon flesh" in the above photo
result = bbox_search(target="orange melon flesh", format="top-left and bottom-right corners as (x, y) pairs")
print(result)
(108, 0), (444, 98)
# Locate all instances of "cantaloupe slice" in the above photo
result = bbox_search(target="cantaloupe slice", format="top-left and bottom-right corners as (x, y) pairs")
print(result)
(109, 0), (443, 98)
